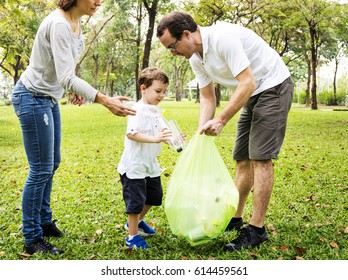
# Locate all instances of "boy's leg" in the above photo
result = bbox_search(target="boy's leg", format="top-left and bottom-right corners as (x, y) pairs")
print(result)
(128, 214), (140, 236)
(139, 205), (152, 221)
(135, 176), (163, 236)
(125, 213), (148, 249)
(120, 175), (149, 249)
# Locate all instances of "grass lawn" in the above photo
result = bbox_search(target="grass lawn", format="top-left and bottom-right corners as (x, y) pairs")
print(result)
(0, 101), (347, 260)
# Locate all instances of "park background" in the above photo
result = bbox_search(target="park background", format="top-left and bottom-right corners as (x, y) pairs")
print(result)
(0, 0), (347, 260)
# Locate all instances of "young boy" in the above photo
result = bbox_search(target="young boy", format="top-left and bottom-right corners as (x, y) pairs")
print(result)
(117, 67), (172, 249)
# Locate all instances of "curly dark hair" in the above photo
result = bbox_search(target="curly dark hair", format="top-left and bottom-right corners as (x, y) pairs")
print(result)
(56, 0), (77, 11)
(156, 11), (198, 40)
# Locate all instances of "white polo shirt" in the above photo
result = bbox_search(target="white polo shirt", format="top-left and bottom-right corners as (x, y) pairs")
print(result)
(117, 101), (165, 179)
(189, 22), (290, 96)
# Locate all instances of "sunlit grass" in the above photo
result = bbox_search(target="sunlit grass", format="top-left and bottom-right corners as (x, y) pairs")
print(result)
(0, 102), (347, 260)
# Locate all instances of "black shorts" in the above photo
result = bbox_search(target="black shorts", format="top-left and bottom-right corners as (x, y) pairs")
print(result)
(233, 77), (294, 161)
(120, 173), (163, 214)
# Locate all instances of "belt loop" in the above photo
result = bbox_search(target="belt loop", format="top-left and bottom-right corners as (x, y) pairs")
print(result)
(31, 92), (55, 103)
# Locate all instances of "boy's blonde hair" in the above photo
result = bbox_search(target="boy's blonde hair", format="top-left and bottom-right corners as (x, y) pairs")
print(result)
(137, 67), (169, 89)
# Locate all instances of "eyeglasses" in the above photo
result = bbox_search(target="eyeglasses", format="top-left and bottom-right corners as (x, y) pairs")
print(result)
(167, 39), (179, 52)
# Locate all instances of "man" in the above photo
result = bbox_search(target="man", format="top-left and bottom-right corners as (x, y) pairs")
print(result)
(157, 11), (293, 251)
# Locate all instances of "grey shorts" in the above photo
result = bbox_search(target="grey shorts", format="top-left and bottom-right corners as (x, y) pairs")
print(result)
(233, 76), (294, 161)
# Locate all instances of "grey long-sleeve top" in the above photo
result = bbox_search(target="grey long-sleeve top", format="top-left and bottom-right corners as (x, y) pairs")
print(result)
(20, 9), (98, 102)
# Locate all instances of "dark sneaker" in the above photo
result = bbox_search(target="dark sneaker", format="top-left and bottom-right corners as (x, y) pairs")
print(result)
(41, 220), (64, 237)
(124, 220), (155, 237)
(224, 225), (268, 251)
(225, 218), (243, 231)
(125, 235), (148, 250)
(24, 239), (64, 255)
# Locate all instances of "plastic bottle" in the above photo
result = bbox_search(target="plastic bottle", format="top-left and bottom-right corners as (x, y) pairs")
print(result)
(162, 118), (186, 152)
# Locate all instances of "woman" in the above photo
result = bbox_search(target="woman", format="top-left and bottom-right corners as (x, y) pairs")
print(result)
(11, 0), (135, 255)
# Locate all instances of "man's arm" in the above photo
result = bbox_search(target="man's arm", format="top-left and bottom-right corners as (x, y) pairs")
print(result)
(199, 81), (216, 129)
(216, 66), (256, 125)
(199, 66), (256, 135)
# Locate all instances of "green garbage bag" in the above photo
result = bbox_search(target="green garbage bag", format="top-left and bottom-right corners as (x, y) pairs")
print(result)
(165, 132), (239, 246)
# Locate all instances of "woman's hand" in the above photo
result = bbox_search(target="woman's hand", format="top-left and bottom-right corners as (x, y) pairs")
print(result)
(95, 93), (136, 116)
(68, 93), (85, 106)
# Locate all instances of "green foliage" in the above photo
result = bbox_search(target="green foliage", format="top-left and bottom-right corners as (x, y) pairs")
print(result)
(1, 0), (348, 102)
(187, 0), (234, 25)
(295, 90), (308, 104)
(317, 91), (347, 106)
(0, 102), (347, 260)
(79, 6), (138, 95)
(0, 0), (53, 82)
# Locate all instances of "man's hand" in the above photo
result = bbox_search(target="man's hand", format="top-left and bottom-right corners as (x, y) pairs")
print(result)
(199, 119), (225, 136)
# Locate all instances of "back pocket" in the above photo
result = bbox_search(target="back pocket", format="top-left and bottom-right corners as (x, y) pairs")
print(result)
(11, 94), (21, 117)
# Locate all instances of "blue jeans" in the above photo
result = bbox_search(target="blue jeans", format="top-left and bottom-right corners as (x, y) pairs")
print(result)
(11, 80), (61, 245)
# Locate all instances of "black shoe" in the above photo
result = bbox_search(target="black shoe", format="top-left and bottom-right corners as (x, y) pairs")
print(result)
(24, 239), (64, 255)
(41, 220), (64, 237)
(224, 225), (268, 251)
(225, 218), (244, 231)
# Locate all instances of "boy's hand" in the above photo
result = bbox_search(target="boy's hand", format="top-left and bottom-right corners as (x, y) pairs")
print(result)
(156, 128), (172, 144)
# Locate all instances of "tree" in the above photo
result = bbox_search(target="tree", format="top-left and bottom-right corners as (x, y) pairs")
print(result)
(0, 1), (52, 85)
(294, 0), (336, 109)
(142, 0), (159, 70)
(247, 0), (310, 103)
(141, 0), (175, 100)
(75, 14), (115, 79)
(112, 0), (164, 100)
(135, 1), (145, 100)
(155, 46), (191, 101)
(82, 0), (138, 97)
(109, 0), (145, 100)
(328, 3), (348, 104)
(2, 0), (346, 107)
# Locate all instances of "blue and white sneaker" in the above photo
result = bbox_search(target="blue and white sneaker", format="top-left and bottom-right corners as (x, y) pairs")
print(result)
(125, 235), (148, 249)
(124, 220), (156, 236)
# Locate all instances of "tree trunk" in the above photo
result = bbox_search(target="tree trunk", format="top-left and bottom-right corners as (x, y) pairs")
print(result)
(12, 55), (22, 85)
(305, 55), (311, 107)
(75, 15), (114, 77)
(310, 26), (317, 110)
(135, 3), (142, 101)
(110, 62), (116, 97)
(333, 56), (339, 105)
(104, 58), (111, 95)
(175, 75), (181, 102)
(110, 80), (115, 97)
(92, 54), (99, 89)
(195, 83), (200, 103)
(311, 63), (318, 110)
(215, 83), (221, 107)
(142, 0), (158, 70)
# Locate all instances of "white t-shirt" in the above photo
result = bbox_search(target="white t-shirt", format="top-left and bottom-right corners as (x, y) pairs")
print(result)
(189, 22), (290, 96)
(117, 101), (165, 179)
